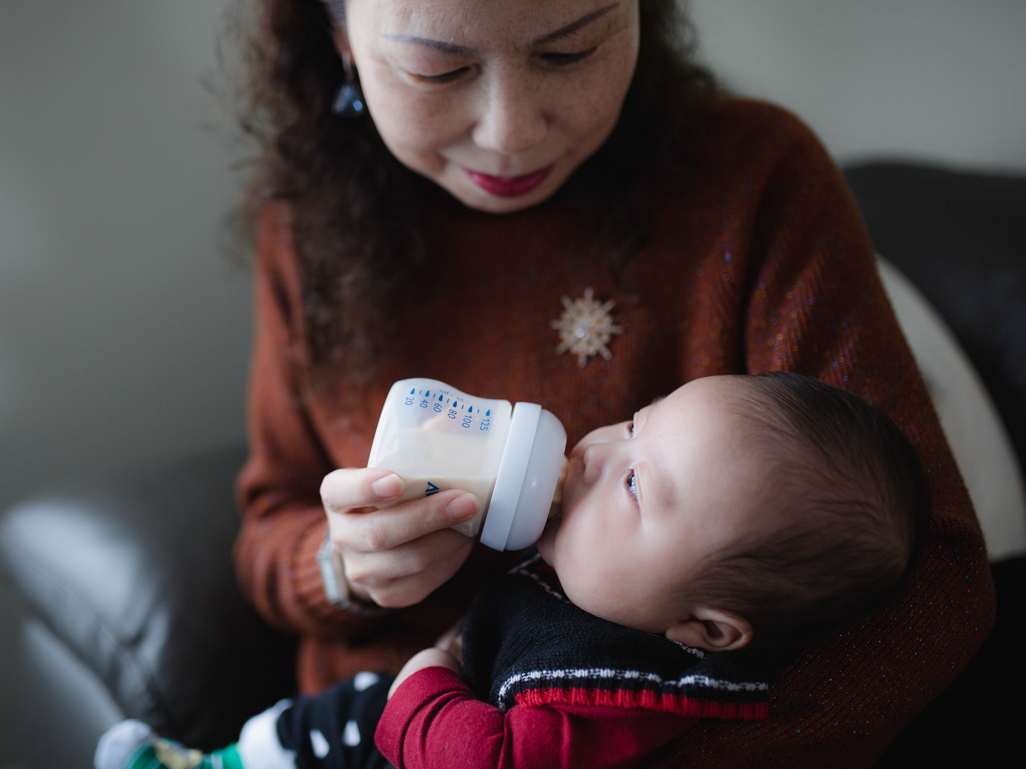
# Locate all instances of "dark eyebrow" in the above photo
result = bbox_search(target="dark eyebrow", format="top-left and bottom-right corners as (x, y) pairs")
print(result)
(534, 3), (620, 45)
(381, 3), (620, 56)
(381, 35), (476, 57)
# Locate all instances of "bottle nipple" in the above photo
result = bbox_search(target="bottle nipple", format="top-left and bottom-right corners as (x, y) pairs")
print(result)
(547, 455), (570, 520)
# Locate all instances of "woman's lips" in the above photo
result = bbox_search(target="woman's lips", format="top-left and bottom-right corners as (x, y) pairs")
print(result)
(463, 165), (554, 197)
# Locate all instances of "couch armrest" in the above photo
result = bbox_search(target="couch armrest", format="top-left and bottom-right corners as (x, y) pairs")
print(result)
(0, 446), (296, 750)
(844, 162), (1026, 472)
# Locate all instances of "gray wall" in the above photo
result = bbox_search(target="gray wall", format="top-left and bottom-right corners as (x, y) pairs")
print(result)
(690, 0), (1026, 171)
(0, 0), (251, 519)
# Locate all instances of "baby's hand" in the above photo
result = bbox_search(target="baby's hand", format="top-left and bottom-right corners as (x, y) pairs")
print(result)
(388, 648), (463, 699)
(434, 618), (465, 658)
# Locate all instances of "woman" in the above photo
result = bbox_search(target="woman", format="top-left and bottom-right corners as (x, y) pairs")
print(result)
(232, 0), (993, 765)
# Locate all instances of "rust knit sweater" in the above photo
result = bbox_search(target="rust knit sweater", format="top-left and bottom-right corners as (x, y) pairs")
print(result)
(234, 99), (994, 768)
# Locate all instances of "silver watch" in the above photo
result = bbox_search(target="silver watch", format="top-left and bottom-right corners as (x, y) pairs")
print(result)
(316, 531), (389, 614)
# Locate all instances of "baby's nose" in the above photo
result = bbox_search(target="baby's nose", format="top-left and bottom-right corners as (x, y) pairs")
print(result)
(581, 444), (604, 484)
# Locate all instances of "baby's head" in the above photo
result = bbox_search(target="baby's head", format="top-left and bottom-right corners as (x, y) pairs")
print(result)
(537, 373), (928, 663)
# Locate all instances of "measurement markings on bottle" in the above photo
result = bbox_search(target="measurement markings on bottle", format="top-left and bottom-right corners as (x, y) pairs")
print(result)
(404, 387), (491, 430)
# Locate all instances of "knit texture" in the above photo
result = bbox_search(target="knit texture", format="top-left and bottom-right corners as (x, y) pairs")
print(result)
(462, 553), (769, 719)
(234, 98), (994, 767)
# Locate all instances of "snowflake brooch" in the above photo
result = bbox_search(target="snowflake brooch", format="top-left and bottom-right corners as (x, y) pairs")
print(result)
(550, 288), (623, 367)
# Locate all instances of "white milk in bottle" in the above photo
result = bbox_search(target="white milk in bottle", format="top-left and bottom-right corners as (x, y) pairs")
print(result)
(367, 378), (567, 551)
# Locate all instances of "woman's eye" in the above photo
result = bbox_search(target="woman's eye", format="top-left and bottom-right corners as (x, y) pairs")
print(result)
(540, 47), (598, 66)
(626, 470), (638, 500)
(410, 67), (471, 84)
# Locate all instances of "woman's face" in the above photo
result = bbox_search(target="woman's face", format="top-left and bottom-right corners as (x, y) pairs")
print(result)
(339, 0), (641, 213)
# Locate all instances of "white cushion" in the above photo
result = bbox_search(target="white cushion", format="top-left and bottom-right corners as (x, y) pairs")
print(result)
(878, 257), (1026, 561)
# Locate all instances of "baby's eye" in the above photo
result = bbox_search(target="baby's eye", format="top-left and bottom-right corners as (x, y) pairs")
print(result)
(627, 421), (635, 437)
(626, 470), (638, 500)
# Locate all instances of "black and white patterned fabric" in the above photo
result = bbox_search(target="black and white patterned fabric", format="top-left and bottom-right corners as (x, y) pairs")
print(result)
(275, 671), (395, 769)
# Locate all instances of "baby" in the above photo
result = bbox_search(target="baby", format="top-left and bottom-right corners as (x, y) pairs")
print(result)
(96, 372), (928, 769)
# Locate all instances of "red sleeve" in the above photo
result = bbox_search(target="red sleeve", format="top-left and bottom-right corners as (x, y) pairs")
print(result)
(232, 203), (382, 640)
(376, 667), (697, 769)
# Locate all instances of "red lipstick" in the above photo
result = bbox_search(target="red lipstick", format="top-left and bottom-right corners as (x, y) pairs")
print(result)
(463, 165), (554, 197)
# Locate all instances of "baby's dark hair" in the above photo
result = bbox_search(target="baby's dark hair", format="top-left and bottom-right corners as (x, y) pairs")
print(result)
(689, 372), (930, 664)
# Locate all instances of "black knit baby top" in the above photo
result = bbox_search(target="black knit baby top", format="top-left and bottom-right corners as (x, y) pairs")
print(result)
(460, 552), (770, 719)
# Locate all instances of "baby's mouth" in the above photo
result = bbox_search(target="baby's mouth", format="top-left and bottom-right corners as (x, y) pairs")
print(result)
(547, 456), (570, 521)
(537, 457), (570, 553)
(536, 505), (562, 560)
(541, 508), (561, 536)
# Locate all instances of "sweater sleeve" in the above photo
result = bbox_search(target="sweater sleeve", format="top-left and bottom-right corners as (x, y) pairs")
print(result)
(733, 108), (986, 546)
(376, 667), (697, 769)
(739, 109), (994, 741)
(233, 203), (382, 639)
(668, 102), (995, 766)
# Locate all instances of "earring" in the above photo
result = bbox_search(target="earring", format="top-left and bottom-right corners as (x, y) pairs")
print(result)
(333, 52), (366, 117)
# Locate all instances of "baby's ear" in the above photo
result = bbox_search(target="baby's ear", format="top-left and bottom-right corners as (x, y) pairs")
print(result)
(665, 607), (752, 652)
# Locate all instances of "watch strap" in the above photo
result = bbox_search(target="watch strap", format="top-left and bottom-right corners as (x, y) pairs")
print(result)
(316, 530), (390, 614)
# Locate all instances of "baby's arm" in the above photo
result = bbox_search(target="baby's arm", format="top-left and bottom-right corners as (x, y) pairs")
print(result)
(388, 648), (463, 697)
(376, 666), (696, 769)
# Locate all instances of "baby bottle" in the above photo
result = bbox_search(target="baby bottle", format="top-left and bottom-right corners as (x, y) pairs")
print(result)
(367, 378), (567, 551)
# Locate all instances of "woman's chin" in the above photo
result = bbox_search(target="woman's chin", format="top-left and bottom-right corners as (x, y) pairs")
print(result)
(449, 181), (556, 214)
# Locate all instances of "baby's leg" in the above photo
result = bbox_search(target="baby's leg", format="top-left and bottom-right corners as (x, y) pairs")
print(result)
(95, 671), (395, 769)
(275, 671), (393, 769)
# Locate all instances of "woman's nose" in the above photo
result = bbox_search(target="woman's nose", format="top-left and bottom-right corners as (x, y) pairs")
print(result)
(471, 69), (549, 155)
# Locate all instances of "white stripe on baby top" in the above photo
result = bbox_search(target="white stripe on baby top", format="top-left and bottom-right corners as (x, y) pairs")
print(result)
(497, 667), (770, 705)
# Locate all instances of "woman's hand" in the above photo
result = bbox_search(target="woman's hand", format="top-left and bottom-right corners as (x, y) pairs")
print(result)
(320, 468), (479, 609)
(388, 648), (464, 699)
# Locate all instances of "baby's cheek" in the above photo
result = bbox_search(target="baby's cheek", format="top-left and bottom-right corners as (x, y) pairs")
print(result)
(560, 572), (622, 625)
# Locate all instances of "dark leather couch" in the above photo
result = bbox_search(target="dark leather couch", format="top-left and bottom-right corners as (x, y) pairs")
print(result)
(3, 162), (1024, 768)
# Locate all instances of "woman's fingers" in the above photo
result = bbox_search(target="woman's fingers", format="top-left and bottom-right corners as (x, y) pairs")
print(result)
(347, 530), (475, 608)
(343, 527), (470, 584)
(329, 488), (480, 553)
(320, 468), (481, 608)
(320, 467), (405, 514)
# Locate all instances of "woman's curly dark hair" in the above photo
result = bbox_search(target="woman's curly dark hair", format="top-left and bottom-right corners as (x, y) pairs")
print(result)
(229, 0), (717, 380)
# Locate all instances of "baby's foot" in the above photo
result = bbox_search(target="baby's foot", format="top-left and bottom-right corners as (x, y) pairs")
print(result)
(95, 719), (243, 769)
